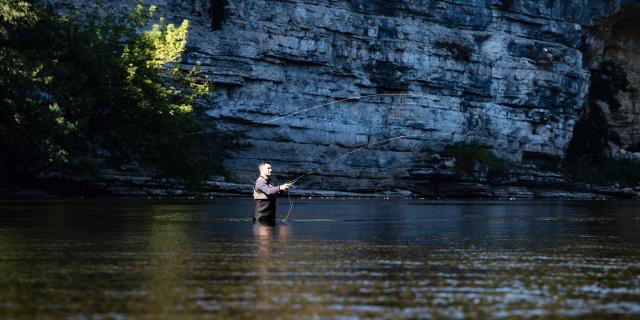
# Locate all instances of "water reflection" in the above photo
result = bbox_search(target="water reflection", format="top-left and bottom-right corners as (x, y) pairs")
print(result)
(251, 221), (292, 316)
(0, 199), (638, 318)
(254, 220), (275, 289)
(139, 209), (190, 317)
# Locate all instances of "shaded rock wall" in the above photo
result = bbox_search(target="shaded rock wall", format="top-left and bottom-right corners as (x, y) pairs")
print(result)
(53, 0), (638, 193)
(581, 4), (640, 158)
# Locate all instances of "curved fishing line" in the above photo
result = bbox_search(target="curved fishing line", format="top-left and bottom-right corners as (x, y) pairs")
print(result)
(179, 94), (435, 140)
(285, 117), (464, 186)
(282, 117), (464, 222)
(261, 93), (433, 125)
(256, 92), (453, 185)
(282, 135), (411, 222)
(286, 135), (411, 185)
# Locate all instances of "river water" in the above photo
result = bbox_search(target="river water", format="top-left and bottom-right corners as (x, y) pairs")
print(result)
(0, 199), (639, 319)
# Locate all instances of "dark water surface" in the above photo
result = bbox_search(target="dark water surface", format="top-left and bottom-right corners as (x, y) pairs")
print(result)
(1, 199), (639, 319)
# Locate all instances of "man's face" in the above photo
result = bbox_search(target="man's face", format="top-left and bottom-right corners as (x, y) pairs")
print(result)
(260, 164), (272, 177)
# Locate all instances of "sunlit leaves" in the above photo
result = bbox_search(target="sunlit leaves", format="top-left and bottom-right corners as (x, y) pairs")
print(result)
(0, 0), (34, 28)
(142, 19), (189, 68)
(0, 1), (230, 186)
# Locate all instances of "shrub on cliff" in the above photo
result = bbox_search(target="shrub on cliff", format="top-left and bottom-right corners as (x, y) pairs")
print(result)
(0, 1), (236, 187)
(566, 157), (640, 187)
(442, 143), (509, 177)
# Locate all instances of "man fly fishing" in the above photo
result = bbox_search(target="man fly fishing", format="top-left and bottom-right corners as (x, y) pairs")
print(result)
(253, 161), (291, 221)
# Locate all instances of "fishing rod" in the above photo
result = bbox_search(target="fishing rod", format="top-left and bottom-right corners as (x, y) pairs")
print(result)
(284, 135), (411, 185)
(259, 93), (464, 222)
(280, 134), (413, 222)
(280, 119), (463, 222)
(260, 93), (458, 184)
(258, 93), (450, 187)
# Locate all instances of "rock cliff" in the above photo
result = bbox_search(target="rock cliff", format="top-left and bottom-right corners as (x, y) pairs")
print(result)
(53, 0), (640, 195)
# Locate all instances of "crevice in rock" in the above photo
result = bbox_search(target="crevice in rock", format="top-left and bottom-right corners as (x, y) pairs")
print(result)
(209, 0), (227, 30)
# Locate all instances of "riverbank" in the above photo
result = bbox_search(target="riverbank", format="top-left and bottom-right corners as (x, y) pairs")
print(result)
(3, 168), (640, 200)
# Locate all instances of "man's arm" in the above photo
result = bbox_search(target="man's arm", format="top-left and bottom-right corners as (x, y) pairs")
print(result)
(256, 179), (281, 196)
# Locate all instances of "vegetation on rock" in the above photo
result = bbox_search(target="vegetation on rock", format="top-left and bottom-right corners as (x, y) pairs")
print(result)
(566, 157), (640, 187)
(442, 143), (509, 177)
(0, 0), (237, 188)
(435, 39), (472, 62)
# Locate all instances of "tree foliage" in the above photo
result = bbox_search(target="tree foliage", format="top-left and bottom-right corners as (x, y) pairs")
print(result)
(0, 1), (234, 186)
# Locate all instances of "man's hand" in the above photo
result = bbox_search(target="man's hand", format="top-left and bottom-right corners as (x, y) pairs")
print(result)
(280, 183), (291, 191)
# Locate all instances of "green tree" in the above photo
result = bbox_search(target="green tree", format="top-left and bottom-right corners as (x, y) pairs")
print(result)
(0, 1), (235, 187)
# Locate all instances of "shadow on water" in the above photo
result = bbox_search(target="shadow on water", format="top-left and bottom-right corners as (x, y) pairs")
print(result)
(0, 199), (639, 318)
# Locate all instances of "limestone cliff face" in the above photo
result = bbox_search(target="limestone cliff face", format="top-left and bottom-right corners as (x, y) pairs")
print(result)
(54, 0), (639, 193)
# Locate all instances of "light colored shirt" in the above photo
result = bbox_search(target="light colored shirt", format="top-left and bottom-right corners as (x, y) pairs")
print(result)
(253, 176), (280, 199)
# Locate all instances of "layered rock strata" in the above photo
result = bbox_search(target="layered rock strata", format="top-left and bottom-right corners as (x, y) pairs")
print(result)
(53, 0), (640, 194)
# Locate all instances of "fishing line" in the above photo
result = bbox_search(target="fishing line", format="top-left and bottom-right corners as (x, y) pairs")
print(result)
(261, 93), (438, 125)
(281, 118), (464, 223)
(281, 135), (414, 222)
(285, 135), (412, 185)
(181, 92), (465, 222)
(259, 92), (460, 186)
(180, 94), (437, 140)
